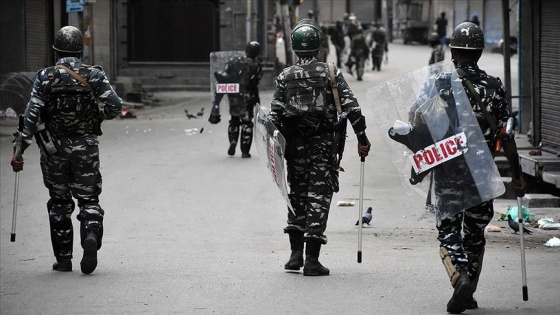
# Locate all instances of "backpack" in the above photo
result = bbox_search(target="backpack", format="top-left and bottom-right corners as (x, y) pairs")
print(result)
(284, 62), (330, 117)
(45, 65), (100, 135)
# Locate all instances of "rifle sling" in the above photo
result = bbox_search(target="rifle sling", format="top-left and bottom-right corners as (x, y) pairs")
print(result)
(55, 64), (92, 90)
(327, 62), (342, 115)
(456, 68), (497, 133)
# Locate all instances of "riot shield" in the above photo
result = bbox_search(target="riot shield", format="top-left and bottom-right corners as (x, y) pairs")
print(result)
(209, 51), (245, 116)
(253, 105), (294, 214)
(210, 51), (244, 96)
(366, 61), (505, 217)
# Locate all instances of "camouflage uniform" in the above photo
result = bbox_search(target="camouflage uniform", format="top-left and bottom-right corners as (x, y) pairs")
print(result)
(216, 55), (262, 155)
(269, 57), (367, 244)
(435, 62), (509, 283)
(370, 26), (388, 71)
(348, 32), (369, 80)
(20, 57), (122, 262)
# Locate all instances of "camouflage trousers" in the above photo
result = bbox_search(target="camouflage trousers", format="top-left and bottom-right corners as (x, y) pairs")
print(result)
(228, 113), (254, 154)
(284, 131), (336, 244)
(40, 135), (104, 261)
(436, 201), (493, 279)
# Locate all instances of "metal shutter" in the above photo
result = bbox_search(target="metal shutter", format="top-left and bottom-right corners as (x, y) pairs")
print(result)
(540, 0), (560, 152)
(25, 0), (47, 71)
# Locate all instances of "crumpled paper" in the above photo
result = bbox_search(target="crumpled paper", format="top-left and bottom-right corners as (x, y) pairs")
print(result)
(544, 237), (560, 247)
(538, 217), (560, 230)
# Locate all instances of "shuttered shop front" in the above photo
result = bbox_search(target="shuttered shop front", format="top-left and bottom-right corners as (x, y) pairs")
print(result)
(540, 1), (560, 152)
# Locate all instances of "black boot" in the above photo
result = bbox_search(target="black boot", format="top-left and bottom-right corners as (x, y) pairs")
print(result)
(284, 232), (304, 270)
(240, 122), (253, 158)
(53, 259), (72, 272)
(228, 120), (240, 156)
(228, 143), (236, 156)
(80, 231), (98, 274)
(303, 241), (330, 276)
(465, 248), (485, 309)
(447, 271), (474, 314)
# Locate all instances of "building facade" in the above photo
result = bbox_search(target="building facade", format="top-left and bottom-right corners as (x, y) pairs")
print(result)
(1, 0), (559, 159)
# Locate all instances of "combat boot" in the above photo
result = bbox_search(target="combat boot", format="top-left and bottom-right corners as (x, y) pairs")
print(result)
(465, 248), (485, 309)
(284, 231), (304, 270)
(240, 124), (253, 158)
(52, 259), (72, 272)
(447, 271), (474, 314)
(228, 143), (236, 156)
(303, 241), (329, 276)
(80, 231), (98, 274)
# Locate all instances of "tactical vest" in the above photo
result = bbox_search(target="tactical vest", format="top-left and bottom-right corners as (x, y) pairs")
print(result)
(283, 62), (330, 117)
(45, 66), (100, 136)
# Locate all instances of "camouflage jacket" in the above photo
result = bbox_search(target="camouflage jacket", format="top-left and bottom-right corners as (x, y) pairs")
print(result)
(269, 57), (367, 139)
(21, 57), (122, 152)
(457, 62), (510, 144)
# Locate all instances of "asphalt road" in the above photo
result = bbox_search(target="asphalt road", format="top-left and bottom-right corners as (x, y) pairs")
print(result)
(1, 41), (558, 315)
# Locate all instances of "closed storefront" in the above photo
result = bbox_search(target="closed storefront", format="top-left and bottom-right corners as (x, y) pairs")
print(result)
(538, 0), (560, 153)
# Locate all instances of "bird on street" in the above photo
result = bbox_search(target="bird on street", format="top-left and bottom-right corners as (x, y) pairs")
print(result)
(507, 214), (533, 235)
(197, 107), (205, 118)
(185, 109), (197, 119)
(355, 207), (373, 226)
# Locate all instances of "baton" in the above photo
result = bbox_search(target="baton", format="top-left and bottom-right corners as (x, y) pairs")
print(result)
(357, 155), (365, 263)
(11, 115), (24, 242)
(512, 153), (528, 301)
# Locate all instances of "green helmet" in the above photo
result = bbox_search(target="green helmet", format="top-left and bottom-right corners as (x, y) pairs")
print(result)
(291, 22), (321, 53)
(53, 26), (84, 53)
(449, 22), (485, 50)
(245, 41), (261, 59)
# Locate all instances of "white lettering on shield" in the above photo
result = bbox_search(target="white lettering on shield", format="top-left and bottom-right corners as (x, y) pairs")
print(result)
(408, 132), (468, 174)
(216, 83), (240, 94)
(268, 138), (279, 185)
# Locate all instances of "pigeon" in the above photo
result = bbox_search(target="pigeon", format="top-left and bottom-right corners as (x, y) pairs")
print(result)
(507, 214), (533, 235)
(197, 107), (205, 118)
(355, 207), (373, 226)
(184, 109), (197, 119)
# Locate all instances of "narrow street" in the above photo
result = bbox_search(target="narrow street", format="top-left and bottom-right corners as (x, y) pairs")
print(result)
(1, 41), (558, 315)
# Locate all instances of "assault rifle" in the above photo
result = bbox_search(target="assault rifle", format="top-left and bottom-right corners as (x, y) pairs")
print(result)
(333, 112), (348, 170)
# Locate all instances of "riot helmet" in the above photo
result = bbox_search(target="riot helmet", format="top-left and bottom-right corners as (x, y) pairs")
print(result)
(428, 32), (440, 45)
(53, 26), (84, 53)
(245, 41), (261, 59)
(449, 22), (484, 50)
(291, 20), (322, 53)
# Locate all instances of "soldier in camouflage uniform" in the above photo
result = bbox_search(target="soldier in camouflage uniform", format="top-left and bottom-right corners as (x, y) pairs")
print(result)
(10, 26), (122, 274)
(209, 42), (262, 158)
(430, 22), (526, 313)
(348, 27), (369, 81)
(269, 18), (371, 276)
(369, 21), (388, 71)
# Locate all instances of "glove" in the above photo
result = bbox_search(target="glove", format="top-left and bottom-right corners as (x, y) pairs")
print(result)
(11, 155), (24, 172)
(208, 113), (221, 124)
(511, 177), (526, 198)
(208, 103), (221, 124)
(357, 134), (371, 158)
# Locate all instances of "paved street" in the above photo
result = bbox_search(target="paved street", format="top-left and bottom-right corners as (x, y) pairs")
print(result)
(1, 41), (559, 314)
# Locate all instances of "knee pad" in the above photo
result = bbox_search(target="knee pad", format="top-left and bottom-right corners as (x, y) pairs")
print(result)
(440, 247), (461, 287)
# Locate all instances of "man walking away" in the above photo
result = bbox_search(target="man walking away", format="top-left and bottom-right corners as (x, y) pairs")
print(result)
(10, 26), (123, 275)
